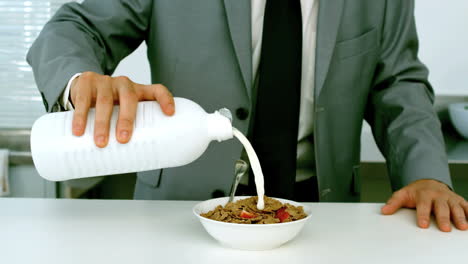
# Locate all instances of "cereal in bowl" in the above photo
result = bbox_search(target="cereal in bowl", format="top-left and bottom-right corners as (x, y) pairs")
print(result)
(200, 196), (307, 224)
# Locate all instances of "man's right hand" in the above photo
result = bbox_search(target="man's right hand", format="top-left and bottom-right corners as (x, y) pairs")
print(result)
(70, 71), (175, 148)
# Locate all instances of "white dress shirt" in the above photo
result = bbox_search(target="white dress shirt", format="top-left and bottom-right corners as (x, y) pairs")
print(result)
(62, 0), (319, 182)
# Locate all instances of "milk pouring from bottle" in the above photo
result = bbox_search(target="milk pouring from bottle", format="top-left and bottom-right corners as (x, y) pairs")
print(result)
(31, 97), (265, 209)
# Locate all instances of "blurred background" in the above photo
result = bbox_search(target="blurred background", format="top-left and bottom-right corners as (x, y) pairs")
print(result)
(0, 0), (467, 201)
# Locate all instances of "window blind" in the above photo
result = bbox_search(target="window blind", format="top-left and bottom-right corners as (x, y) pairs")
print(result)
(0, 0), (75, 128)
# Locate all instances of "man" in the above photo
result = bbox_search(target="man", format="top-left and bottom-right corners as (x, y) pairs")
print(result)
(27, 0), (467, 232)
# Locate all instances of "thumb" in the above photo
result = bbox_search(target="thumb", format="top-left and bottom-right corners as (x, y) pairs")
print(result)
(381, 190), (407, 215)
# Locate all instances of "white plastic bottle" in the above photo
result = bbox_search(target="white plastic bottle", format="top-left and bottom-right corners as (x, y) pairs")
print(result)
(30, 97), (233, 181)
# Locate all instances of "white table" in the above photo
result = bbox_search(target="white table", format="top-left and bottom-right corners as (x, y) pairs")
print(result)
(1, 198), (466, 264)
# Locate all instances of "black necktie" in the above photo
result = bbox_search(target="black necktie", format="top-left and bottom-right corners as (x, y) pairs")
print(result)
(251, 0), (302, 199)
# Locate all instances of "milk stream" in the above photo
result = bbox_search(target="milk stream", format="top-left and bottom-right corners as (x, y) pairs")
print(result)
(232, 128), (265, 210)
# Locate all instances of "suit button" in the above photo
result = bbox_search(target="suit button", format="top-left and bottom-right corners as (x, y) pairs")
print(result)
(235, 108), (249, 120)
(211, 189), (225, 198)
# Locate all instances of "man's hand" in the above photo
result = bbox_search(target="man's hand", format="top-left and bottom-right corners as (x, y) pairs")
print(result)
(381, 179), (468, 232)
(70, 71), (175, 148)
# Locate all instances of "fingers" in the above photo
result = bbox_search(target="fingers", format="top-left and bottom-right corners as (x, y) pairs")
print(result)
(135, 83), (175, 115)
(71, 74), (92, 136)
(462, 200), (468, 217)
(416, 197), (432, 229)
(388, 180), (468, 232)
(93, 76), (114, 148)
(115, 78), (138, 144)
(381, 190), (407, 215)
(434, 199), (451, 232)
(70, 72), (173, 146)
(449, 200), (468, 231)
(154, 84), (175, 115)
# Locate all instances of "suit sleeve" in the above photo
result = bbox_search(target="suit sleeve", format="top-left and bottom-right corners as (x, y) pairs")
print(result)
(365, 0), (452, 190)
(26, 0), (153, 112)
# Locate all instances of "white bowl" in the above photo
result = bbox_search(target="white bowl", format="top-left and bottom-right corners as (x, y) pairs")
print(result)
(193, 196), (312, 250)
(449, 103), (468, 139)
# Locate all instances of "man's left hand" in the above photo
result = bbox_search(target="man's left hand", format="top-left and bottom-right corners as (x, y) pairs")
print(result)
(381, 179), (468, 232)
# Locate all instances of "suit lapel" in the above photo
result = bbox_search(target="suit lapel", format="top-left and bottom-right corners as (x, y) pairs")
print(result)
(223, 0), (252, 100)
(315, 0), (344, 99)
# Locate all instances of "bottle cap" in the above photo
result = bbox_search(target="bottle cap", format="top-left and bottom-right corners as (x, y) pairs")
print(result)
(207, 110), (233, 142)
(217, 108), (233, 123)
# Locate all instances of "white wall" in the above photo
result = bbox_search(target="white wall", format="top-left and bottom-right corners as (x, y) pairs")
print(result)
(415, 0), (468, 95)
(113, 44), (151, 85)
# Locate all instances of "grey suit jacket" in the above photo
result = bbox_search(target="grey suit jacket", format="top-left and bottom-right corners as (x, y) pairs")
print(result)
(27, 0), (452, 202)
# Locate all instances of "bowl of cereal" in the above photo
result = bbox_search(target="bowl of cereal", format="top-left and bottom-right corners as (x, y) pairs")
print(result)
(193, 196), (312, 250)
